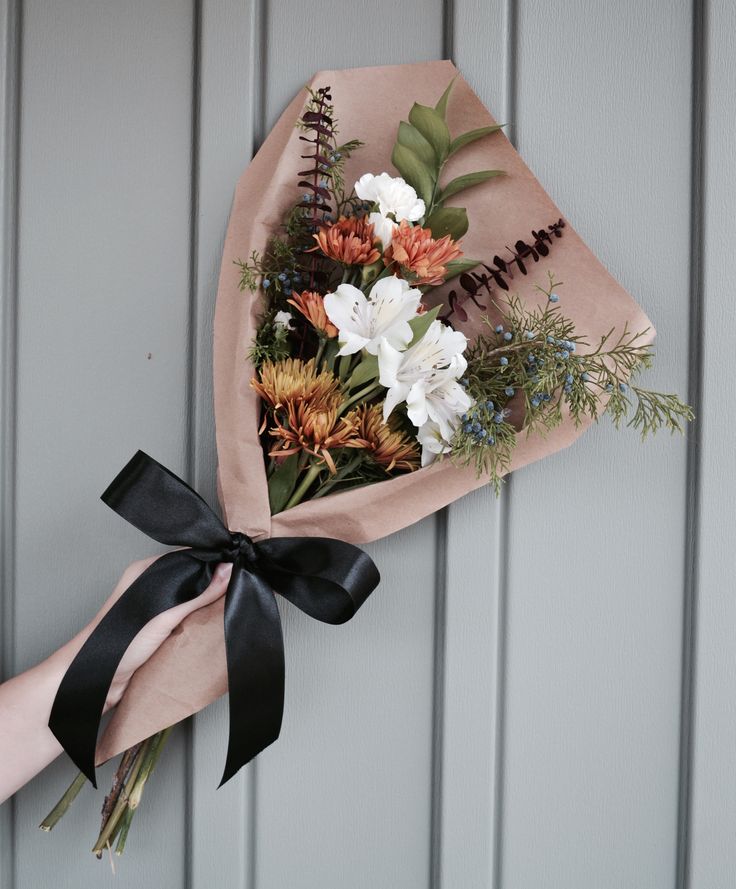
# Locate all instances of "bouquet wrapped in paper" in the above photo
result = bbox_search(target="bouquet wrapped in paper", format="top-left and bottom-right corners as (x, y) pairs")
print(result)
(41, 60), (691, 854)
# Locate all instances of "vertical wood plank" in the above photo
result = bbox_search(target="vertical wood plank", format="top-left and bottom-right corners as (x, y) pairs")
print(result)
(188, 1), (259, 887)
(10, 2), (196, 886)
(252, 5), (444, 886)
(0, 0), (20, 885)
(438, 4), (514, 887)
(499, 1), (692, 887)
(688, 1), (736, 886)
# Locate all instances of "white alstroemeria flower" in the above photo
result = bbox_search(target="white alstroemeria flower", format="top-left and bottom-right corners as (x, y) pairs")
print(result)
(355, 172), (425, 238)
(378, 320), (471, 438)
(323, 276), (422, 357)
(414, 376), (473, 441)
(273, 310), (294, 331)
(417, 419), (456, 467)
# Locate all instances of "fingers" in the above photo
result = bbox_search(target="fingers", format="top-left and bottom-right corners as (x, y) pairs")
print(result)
(143, 562), (233, 636)
(171, 562), (233, 620)
(104, 562), (233, 711)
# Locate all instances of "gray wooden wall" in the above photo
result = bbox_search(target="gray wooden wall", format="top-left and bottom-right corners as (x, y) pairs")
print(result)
(0, 1), (733, 887)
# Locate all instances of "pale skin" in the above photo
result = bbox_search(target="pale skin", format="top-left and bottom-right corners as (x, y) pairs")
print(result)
(0, 557), (232, 804)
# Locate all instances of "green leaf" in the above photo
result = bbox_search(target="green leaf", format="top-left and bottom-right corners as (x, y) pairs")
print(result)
(396, 121), (437, 169)
(434, 77), (457, 119)
(440, 170), (504, 201)
(448, 124), (504, 156)
(348, 354), (379, 389)
(268, 454), (300, 514)
(443, 258), (482, 281)
(408, 103), (451, 161)
(408, 305), (441, 346)
(424, 207), (469, 241)
(391, 142), (435, 206)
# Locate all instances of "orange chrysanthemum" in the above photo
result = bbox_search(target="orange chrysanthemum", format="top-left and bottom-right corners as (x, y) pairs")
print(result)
(384, 219), (463, 285)
(349, 403), (421, 473)
(250, 358), (341, 411)
(287, 290), (338, 338)
(269, 400), (362, 474)
(311, 215), (381, 266)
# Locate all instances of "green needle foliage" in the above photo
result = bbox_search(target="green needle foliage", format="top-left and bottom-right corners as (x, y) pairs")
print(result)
(451, 273), (694, 488)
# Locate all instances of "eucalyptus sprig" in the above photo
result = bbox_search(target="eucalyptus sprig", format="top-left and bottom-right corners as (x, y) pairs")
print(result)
(450, 273), (693, 486)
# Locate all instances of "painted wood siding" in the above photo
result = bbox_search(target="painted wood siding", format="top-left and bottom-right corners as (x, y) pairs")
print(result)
(0, 1), (731, 887)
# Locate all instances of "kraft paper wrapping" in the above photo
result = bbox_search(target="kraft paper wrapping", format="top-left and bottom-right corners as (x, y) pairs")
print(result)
(97, 60), (653, 763)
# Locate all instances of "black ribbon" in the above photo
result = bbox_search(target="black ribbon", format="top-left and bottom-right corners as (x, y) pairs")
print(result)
(49, 450), (380, 787)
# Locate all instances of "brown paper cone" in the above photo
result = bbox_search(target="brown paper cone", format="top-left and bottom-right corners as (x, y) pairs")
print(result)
(97, 59), (652, 763)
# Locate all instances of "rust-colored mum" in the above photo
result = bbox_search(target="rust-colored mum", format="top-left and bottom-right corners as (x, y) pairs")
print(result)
(269, 400), (361, 474)
(287, 290), (338, 338)
(311, 215), (381, 266)
(349, 403), (421, 473)
(251, 358), (341, 411)
(384, 219), (463, 285)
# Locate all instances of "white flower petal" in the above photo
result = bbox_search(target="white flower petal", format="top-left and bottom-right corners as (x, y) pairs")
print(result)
(337, 331), (371, 356)
(383, 381), (410, 421)
(406, 380), (430, 429)
(273, 310), (294, 331)
(416, 420), (452, 467)
(369, 212), (397, 248)
(377, 338), (404, 388)
(323, 284), (366, 332)
(324, 275), (422, 358)
(354, 172), (425, 223)
(426, 380), (473, 441)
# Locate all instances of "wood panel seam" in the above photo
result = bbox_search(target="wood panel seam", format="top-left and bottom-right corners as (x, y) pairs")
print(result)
(675, 1), (707, 887)
(1, 1), (22, 886)
(429, 510), (449, 889)
(185, 2), (203, 886)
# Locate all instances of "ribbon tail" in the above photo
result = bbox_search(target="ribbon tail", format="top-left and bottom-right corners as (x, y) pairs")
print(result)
(49, 550), (214, 786)
(219, 560), (285, 786)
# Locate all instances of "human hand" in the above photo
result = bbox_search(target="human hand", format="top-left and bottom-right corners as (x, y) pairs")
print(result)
(86, 556), (233, 712)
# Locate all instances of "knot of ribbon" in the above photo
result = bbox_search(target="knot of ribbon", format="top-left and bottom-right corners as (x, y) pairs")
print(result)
(48, 450), (380, 788)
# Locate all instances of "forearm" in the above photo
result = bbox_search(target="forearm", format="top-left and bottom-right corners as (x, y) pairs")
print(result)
(0, 558), (230, 804)
(0, 635), (85, 803)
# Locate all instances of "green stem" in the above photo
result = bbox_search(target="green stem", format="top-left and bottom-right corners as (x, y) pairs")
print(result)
(310, 454), (365, 498)
(113, 807), (135, 856)
(39, 771), (87, 831)
(284, 463), (322, 510)
(127, 728), (171, 811)
(368, 263), (396, 287)
(338, 382), (382, 414)
(109, 729), (171, 856)
(337, 353), (352, 381)
(91, 737), (152, 854)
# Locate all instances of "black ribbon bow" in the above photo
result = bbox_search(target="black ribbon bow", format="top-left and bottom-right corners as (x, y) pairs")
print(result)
(49, 450), (380, 787)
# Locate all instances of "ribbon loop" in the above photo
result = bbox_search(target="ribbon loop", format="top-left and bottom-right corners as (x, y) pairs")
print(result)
(49, 451), (380, 788)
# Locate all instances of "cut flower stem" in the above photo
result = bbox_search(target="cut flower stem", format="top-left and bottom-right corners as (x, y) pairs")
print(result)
(39, 770), (87, 831)
(284, 463), (322, 509)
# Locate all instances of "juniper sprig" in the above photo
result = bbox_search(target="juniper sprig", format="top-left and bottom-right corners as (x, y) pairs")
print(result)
(248, 314), (292, 369)
(450, 273), (693, 486)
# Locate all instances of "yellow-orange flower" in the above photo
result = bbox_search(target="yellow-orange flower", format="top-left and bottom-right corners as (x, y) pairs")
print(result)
(349, 403), (421, 473)
(287, 290), (338, 338)
(384, 219), (463, 285)
(269, 400), (361, 474)
(311, 215), (381, 266)
(250, 358), (341, 411)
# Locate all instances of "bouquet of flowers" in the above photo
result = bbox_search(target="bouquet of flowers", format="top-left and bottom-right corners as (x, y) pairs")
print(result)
(40, 61), (691, 856)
